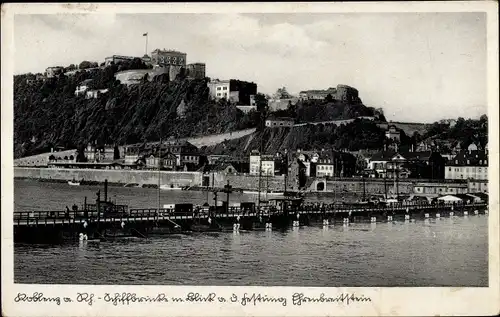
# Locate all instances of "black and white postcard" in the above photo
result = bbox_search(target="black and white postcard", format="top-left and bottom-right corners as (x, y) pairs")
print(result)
(1, 2), (499, 316)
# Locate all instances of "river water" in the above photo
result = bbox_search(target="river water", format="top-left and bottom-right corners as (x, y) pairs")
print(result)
(13, 179), (488, 286)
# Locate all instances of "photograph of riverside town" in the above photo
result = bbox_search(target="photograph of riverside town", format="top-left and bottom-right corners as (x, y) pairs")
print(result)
(13, 12), (489, 287)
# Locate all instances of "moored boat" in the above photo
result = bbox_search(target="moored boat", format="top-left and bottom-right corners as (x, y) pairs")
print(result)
(124, 183), (140, 188)
(68, 180), (80, 186)
(243, 190), (284, 196)
(160, 184), (182, 190)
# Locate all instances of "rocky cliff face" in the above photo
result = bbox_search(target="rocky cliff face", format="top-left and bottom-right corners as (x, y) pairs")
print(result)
(14, 69), (257, 158)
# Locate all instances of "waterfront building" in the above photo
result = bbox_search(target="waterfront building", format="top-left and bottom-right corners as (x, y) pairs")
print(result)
(45, 66), (64, 78)
(288, 159), (307, 190)
(311, 150), (357, 178)
(368, 151), (445, 179)
(413, 181), (468, 196)
(388, 151), (445, 179)
(315, 153), (334, 177)
(157, 140), (201, 168)
(207, 154), (233, 165)
(151, 49), (187, 67)
(201, 162), (239, 175)
(296, 151), (312, 177)
(84, 144), (116, 163)
(445, 149), (488, 181)
(145, 152), (177, 170)
(249, 150), (274, 176)
(468, 179), (488, 193)
(261, 155), (275, 176)
(47, 161), (125, 170)
(207, 79), (257, 105)
(265, 117), (295, 128)
(367, 151), (394, 178)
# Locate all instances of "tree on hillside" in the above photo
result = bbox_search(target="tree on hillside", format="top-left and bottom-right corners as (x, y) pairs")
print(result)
(325, 93), (333, 102)
(254, 93), (269, 130)
(79, 61), (98, 70)
(274, 87), (291, 99)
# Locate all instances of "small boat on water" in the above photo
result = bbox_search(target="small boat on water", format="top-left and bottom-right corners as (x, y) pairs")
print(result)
(160, 184), (183, 191)
(243, 190), (284, 196)
(124, 183), (141, 188)
(68, 180), (80, 186)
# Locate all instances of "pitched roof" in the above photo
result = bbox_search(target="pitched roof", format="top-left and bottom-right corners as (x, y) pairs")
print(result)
(369, 151), (397, 161)
(447, 150), (488, 166)
(400, 151), (433, 161)
(468, 192), (488, 200)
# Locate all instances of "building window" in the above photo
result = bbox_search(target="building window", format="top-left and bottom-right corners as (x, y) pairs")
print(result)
(448, 167), (451, 171)
(217, 87), (221, 90)
(223, 87), (227, 90)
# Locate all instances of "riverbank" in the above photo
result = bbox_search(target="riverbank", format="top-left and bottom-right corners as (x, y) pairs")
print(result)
(14, 167), (473, 200)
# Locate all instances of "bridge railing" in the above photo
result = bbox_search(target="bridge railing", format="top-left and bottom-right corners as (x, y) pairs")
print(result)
(14, 201), (487, 225)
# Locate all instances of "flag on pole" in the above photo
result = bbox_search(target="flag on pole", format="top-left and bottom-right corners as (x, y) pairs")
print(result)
(143, 32), (148, 36)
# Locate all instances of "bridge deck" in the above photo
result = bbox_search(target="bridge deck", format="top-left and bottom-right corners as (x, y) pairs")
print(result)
(13, 203), (486, 227)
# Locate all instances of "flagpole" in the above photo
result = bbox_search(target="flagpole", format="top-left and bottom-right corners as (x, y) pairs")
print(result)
(144, 32), (148, 56)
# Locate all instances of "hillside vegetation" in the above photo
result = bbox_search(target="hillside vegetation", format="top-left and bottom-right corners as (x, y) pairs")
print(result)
(14, 62), (259, 158)
(14, 60), (486, 160)
(203, 118), (386, 157)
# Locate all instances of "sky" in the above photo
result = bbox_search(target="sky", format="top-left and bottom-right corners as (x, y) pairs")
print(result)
(14, 12), (487, 123)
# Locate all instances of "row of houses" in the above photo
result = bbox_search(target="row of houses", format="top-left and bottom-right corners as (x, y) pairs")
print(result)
(360, 147), (488, 193)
